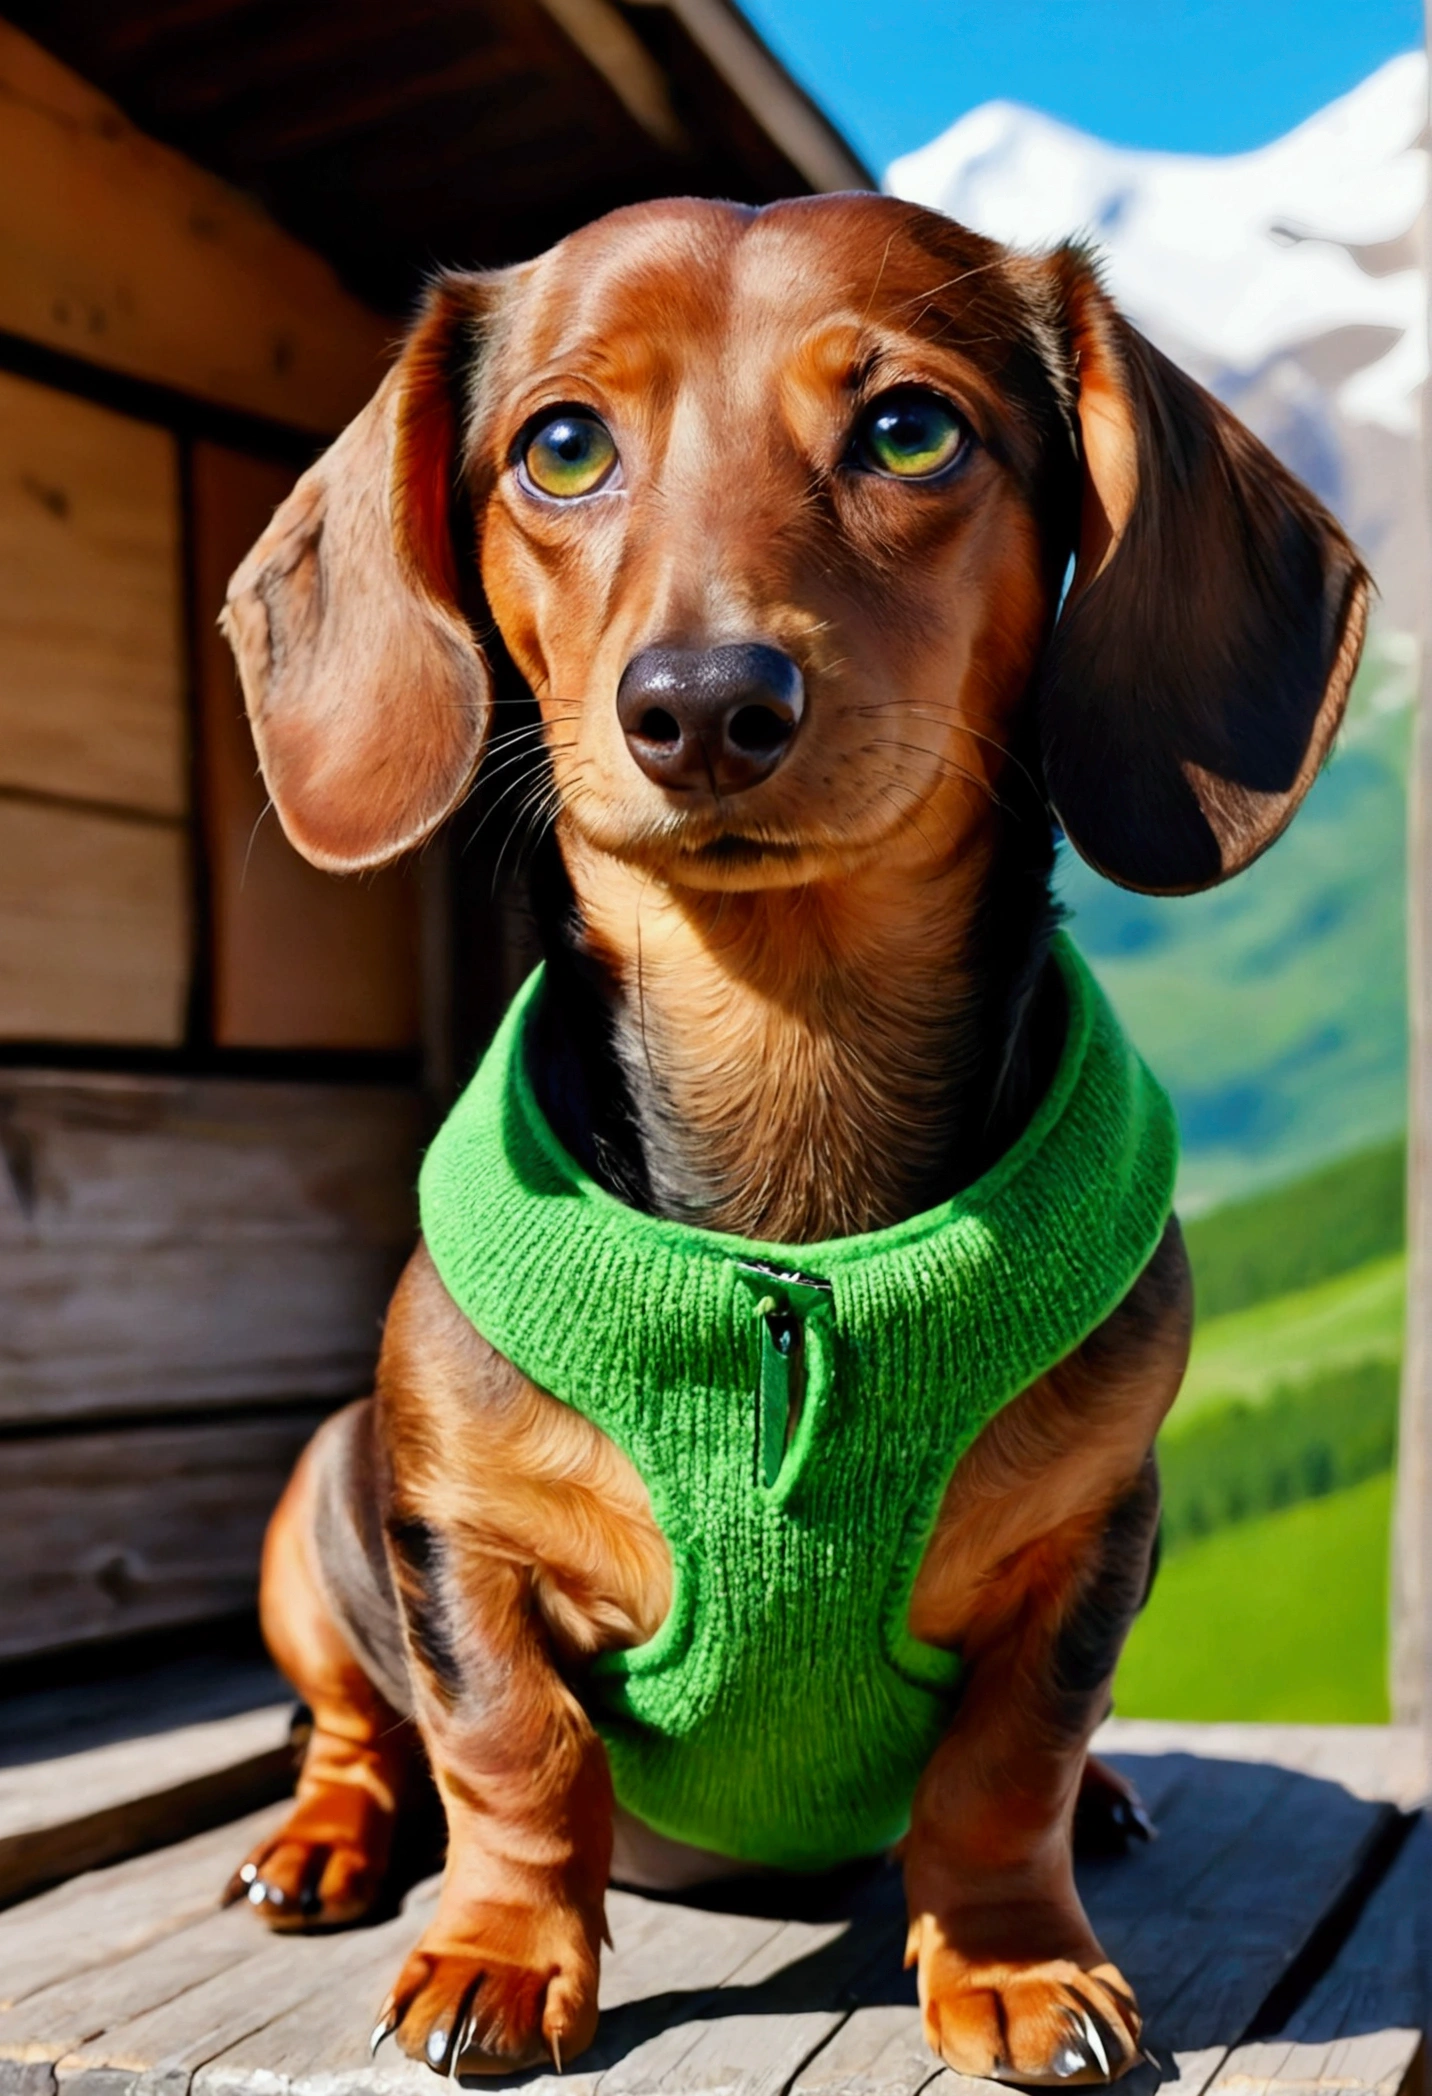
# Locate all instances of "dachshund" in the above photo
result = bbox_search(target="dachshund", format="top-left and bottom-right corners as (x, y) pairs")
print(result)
(220, 192), (1367, 2085)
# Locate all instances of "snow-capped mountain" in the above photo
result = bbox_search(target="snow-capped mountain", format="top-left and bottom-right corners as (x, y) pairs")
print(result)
(887, 56), (1428, 628)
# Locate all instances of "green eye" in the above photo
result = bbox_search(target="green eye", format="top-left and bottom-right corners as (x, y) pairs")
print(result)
(856, 390), (967, 480)
(521, 410), (618, 498)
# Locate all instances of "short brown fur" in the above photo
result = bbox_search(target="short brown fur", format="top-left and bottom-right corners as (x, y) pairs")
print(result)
(222, 194), (1368, 2083)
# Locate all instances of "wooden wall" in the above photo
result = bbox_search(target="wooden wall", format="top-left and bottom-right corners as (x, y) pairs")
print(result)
(0, 20), (390, 433)
(0, 1074), (425, 1656)
(0, 372), (188, 1044)
(0, 20), (429, 1663)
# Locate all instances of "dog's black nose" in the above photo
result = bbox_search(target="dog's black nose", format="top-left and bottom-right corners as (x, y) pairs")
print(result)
(617, 644), (804, 794)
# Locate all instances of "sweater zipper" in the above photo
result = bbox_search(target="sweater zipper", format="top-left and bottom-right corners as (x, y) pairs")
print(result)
(736, 1261), (832, 1490)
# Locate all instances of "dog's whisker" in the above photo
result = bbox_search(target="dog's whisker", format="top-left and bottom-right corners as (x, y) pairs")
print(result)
(874, 777), (961, 865)
(461, 767), (554, 857)
(860, 736), (1022, 824)
(490, 768), (568, 892)
(458, 737), (581, 857)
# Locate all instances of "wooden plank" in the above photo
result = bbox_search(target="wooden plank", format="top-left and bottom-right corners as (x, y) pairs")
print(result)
(0, 22), (391, 433)
(789, 1753), (1397, 2096)
(189, 443), (422, 1052)
(0, 1889), (299, 2084)
(0, 1746), (1389, 2096)
(0, 371), (183, 816)
(1096, 1721), (1428, 1810)
(0, 1804), (288, 2017)
(0, 1414), (323, 1660)
(0, 1656), (291, 1907)
(786, 2002), (951, 2096)
(189, 1885), (792, 2096)
(1209, 2026), (1423, 2096)
(1204, 1816), (1431, 2096)
(0, 1071), (423, 1427)
(592, 1897), (900, 2096)
(0, 799), (188, 1045)
(645, 0), (871, 192)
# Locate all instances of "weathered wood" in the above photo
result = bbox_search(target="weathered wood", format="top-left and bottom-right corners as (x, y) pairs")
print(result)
(189, 441), (423, 1053)
(1203, 1815), (1431, 2096)
(0, 798), (188, 1045)
(0, 1889), (298, 2083)
(0, 1656), (291, 1906)
(0, 1415), (323, 1659)
(588, 1902), (885, 2096)
(0, 370), (184, 817)
(535, 0), (687, 149)
(0, 1743), (1407, 2096)
(1096, 1720), (1428, 1810)
(0, 1805), (287, 2014)
(0, 1655), (285, 1766)
(631, 0), (870, 192)
(0, 1071), (424, 1426)
(793, 1753), (1396, 2096)
(788, 2002), (957, 2096)
(0, 22), (391, 432)
(1209, 2027), (1424, 2096)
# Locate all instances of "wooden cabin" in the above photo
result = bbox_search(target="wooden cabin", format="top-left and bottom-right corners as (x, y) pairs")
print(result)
(0, 13), (1427, 2096)
(0, 0), (868, 1670)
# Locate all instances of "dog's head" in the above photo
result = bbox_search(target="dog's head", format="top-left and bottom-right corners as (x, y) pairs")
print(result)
(223, 194), (1367, 902)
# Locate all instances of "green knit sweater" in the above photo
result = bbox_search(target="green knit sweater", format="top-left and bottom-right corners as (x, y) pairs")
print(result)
(419, 934), (1177, 1872)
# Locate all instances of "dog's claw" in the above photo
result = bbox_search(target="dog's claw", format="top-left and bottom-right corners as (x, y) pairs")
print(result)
(238, 1860), (259, 1884)
(453, 2012), (478, 2079)
(1108, 1796), (1156, 1844)
(1052, 2013), (1098, 2081)
(1081, 2009), (1110, 2078)
(551, 2030), (563, 2075)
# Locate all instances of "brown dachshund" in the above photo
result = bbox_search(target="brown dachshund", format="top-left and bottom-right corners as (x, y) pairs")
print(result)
(221, 193), (1367, 2085)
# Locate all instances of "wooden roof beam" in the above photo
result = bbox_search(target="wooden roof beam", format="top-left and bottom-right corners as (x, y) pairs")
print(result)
(630, 0), (872, 192)
(535, 0), (690, 154)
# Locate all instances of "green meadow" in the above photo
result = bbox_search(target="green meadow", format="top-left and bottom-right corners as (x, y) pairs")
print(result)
(1111, 1140), (1405, 1722)
(1116, 1472), (1393, 1723)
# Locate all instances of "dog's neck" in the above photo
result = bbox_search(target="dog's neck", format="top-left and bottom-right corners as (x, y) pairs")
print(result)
(531, 820), (1059, 1244)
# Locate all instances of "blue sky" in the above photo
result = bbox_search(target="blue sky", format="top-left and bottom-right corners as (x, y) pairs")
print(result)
(742, 0), (1424, 172)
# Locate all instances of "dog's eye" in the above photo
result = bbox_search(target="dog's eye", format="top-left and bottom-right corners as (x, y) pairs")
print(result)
(520, 410), (618, 499)
(853, 390), (967, 480)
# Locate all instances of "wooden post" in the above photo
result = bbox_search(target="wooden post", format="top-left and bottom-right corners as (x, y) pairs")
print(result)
(1390, 10), (1432, 1739)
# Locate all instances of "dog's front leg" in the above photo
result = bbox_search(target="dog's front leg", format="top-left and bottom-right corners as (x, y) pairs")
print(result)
(905, 1462), (1159, 2086)
(376, 1524), (612, 2077)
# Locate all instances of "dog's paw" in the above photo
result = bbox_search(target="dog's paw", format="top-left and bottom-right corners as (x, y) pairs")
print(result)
(373, 1928), (599, 2077)
(223, 1788), (392, 1929)
(1074, 1755), (1157, 1859)
(920, 1947), (1142, 2084)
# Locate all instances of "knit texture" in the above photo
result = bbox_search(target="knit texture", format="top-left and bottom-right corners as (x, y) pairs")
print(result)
(420, 933), (1178, 1872)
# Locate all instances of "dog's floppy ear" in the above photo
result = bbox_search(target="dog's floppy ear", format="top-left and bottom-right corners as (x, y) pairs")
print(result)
(1035, 247), (1369, 895)
(221, 275), (498, 872)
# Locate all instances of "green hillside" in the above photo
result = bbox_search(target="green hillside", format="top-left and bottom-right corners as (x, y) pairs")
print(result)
(1159, 1360), (1397, 1548)
(1059, 628), (1413, 1213)
(1115, 1472), (1392, 1722)
(1113, 1134), (1404, 1721)
(1180, 1139), (1404, 1316)
(1178, 1252), (1403, 1418)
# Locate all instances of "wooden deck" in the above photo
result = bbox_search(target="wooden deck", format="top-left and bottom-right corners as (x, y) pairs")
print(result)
(0, 1663), (1426, 2096)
